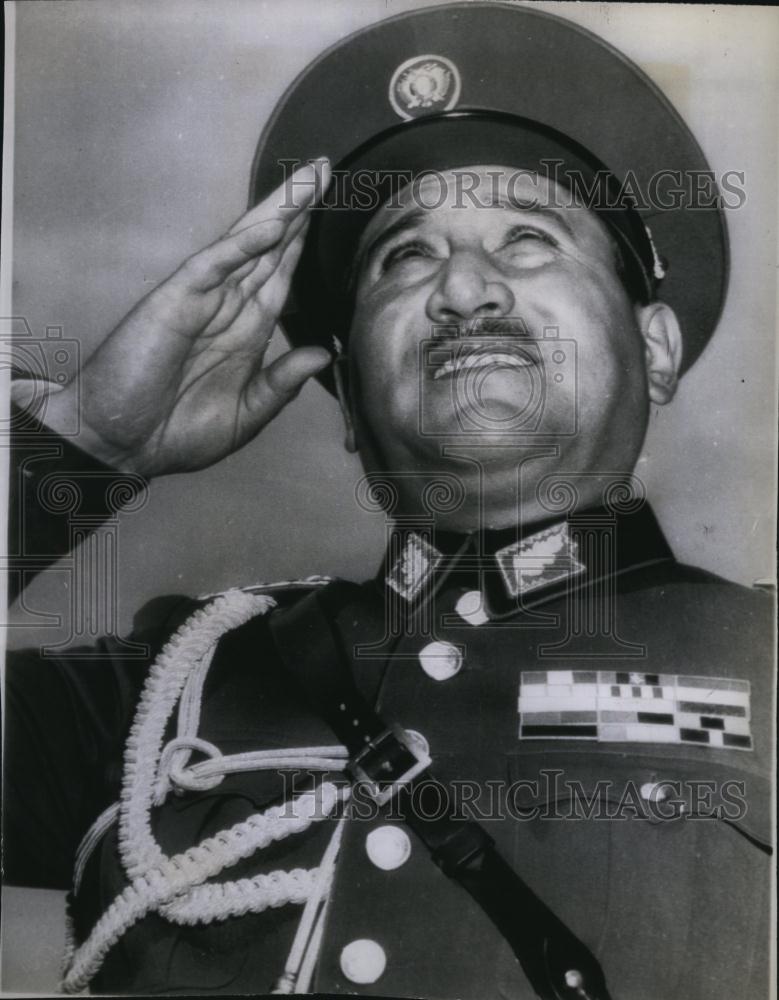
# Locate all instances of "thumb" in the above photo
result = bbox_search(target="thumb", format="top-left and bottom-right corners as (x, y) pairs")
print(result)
(243, 345), (332, 423)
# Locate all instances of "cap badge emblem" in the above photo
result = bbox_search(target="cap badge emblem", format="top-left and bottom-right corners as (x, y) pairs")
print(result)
(389, 54), (462, 120)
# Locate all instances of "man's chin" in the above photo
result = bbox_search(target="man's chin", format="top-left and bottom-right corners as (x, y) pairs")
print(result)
(418, 391), (548, 441)
(402, 423), (556, 472)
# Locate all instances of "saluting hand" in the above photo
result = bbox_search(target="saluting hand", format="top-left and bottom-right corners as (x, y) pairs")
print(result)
(42, 160), (332, 477)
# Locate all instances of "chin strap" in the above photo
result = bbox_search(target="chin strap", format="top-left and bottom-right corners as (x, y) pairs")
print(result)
(269, 581), (614, 1000)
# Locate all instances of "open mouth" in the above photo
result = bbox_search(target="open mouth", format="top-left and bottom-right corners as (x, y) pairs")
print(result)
(431, 346), (537, 380)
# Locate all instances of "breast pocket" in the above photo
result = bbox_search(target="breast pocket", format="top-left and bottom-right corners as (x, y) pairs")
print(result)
(504, 749), (771, 1000)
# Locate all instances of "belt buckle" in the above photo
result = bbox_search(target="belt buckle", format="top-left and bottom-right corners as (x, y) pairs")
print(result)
(348, 725), (431, 806)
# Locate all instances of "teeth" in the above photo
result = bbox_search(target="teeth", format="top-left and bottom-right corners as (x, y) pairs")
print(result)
(432, 351), (534, 380)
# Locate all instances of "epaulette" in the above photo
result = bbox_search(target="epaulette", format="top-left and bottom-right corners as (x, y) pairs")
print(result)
(131, 578), (336, 642)
(198, 574), (334, 602)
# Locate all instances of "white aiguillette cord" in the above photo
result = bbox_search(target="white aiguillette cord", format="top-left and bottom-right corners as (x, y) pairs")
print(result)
(62, 588), (350, 994)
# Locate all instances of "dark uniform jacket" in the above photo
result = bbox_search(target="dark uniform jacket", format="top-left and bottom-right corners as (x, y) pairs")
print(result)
(4, 422), (774, 999)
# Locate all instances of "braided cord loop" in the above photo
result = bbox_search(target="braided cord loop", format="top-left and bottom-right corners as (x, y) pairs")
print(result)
(62, 588), (348, 994)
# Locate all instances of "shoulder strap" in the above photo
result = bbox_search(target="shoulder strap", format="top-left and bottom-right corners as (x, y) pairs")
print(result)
(269, 581), (612, 1000)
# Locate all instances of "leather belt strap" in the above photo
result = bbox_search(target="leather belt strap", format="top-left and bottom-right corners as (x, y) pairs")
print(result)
(268, 582), (613, 1000)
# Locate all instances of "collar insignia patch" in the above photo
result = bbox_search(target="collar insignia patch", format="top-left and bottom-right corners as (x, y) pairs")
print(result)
(386, 533), (443, 601)
(389, 54), (462, 120)
(518, 670), (752, 750)
(496, 522), (585, 598)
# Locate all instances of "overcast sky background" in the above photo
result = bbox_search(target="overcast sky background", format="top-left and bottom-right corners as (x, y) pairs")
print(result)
(5, 0), (778, 648)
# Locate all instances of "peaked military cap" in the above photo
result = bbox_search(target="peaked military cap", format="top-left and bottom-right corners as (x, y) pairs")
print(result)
(250, 1), (728, 392)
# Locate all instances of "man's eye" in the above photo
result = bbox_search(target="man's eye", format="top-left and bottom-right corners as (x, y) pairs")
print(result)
(503, 226), (557, 249)
(381, 241), (432, 271)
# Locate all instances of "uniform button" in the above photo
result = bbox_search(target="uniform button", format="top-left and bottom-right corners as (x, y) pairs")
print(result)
(455, 589), (489, 625)
(366, 825), (412, 870)
(418, 640), (463, 680)
(640, 782), (669, 802)
(339, 938), (387, 984)
(640, 780), (683, 824)
(404, 729), (430, 759)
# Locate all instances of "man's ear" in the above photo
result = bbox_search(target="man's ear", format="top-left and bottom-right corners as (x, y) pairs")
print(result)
(333, 354), (357, 453)
(635, 301), (683, 405)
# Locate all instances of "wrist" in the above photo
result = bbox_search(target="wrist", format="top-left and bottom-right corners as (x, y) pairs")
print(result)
(12, 381), (143, 475)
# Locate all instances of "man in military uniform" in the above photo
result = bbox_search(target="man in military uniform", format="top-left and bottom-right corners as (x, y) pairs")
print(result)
(4, 4), (773, 999)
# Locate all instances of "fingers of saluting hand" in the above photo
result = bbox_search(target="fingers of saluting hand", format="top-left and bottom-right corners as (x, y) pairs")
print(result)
(231, 208), (310, 295)
(228, 157), (330, 235)
(176, 158), (330, 292)
(243, 216), (310, 309)
(243, 345), (332, 421)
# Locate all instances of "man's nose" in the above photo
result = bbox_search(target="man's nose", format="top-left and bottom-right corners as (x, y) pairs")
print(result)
(425, 250), (516, 324)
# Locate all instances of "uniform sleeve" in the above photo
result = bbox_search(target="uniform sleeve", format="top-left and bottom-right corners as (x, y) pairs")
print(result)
(6, 401), (146, 602)
(3, 595), (193, 890)
(3, 400), (158, 886)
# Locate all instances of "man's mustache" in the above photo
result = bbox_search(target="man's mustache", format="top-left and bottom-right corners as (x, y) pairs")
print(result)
(433, 316), (533, 339)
